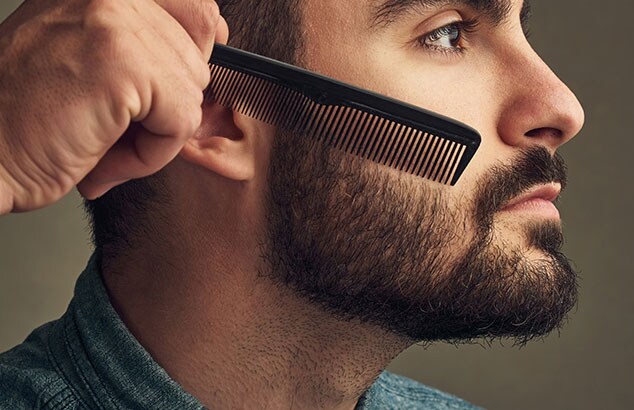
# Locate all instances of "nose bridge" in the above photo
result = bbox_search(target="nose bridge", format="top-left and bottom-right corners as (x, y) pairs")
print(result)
(514, 44), (554, 84)
(496, 39), (585, 151)
(513, 45), (572, 106)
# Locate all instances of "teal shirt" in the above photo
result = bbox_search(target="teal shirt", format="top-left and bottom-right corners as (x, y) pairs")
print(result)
(0, 255), (482, 409)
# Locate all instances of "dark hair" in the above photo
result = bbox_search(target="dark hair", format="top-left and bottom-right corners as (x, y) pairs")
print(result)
(84, 0), (304, 254)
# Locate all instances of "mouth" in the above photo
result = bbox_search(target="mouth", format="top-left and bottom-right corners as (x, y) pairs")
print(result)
(500, 182), (562, 219)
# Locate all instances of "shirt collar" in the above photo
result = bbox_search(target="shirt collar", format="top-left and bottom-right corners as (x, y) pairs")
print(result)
(47, 252), (204, 409)
(46, 252), (395, 409)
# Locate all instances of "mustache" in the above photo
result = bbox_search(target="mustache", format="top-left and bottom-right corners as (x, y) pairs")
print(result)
(475, 146), (568, 224)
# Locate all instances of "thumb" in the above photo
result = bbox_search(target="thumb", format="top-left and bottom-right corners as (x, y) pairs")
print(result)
(77, 123), (188, 199)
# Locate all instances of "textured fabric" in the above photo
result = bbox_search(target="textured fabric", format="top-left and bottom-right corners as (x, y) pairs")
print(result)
(356, 373), (483, 410)
(0, 254), (483, 409)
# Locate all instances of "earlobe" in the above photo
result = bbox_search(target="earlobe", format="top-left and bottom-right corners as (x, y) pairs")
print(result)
(179, 102), (256, 182)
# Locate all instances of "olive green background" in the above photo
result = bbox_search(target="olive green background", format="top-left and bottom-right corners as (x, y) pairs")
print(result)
(1, 1), (632, 409)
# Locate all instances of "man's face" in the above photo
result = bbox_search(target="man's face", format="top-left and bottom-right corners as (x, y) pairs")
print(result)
(260, 0), (585, 344)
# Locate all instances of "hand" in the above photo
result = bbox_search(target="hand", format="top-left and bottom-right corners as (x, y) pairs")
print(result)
(0, 0), (229, 214)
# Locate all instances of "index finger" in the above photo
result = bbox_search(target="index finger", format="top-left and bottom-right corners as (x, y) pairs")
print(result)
(155, 0), (221, 59)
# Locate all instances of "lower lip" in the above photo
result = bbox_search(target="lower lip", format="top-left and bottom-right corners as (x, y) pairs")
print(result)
(501, 198), (560, 219)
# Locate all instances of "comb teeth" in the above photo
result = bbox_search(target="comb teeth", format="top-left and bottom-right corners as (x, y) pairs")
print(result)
(206, 64), (469, 185)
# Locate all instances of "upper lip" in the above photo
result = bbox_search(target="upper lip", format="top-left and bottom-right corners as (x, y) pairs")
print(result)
(501, 183), (562, 210)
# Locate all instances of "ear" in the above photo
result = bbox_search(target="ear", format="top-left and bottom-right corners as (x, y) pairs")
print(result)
(179, 102), (257, 182)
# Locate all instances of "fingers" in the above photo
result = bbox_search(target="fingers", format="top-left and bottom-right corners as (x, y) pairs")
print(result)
(77, 121), (197, 199)
(79, 0), (229, 199)
(216, 15), (230, 45)
(0, 0), (231, 210)
(154, 0), (221, 60)
(128, 0), (223, 133)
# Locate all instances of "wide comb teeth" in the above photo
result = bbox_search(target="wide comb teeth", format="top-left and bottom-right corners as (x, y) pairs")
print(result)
(207, 60), (473, 185)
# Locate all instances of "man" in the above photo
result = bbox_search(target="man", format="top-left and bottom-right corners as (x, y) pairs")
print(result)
(0, 0), (584, 408)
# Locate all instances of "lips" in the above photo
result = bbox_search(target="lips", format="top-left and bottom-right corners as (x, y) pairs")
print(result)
(501, 182), (562, 211)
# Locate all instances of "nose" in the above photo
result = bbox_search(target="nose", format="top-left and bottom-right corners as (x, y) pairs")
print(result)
(496, 45), (585, 153)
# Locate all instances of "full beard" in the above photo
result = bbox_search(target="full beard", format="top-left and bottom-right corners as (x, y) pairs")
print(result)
(260, 129), (578, 345)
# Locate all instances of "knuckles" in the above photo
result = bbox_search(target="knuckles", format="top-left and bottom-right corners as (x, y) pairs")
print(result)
(189, 0), (220, 37)
(181, 107), (203, 141)
(175, 90), (204, 140)
(0, 0), (216, 210)
(81, 0), (131, 65)
(82, 0), (122, 34)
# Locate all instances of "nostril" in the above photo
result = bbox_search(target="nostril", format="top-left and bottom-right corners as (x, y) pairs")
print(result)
(526, 127), (563, 139)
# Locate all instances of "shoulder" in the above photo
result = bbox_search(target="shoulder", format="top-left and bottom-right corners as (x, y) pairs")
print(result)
(359, 371), (484, 410)
(0, 322), (80, 410)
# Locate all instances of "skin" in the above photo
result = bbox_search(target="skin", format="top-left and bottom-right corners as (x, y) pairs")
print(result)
(0, 0), (228, 213)
(106, 0), (584, 409)
(0, 0), (585, 409)
(300, 0), (583, 256)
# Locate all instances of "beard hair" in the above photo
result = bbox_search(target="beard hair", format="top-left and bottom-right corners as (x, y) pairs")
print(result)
(260, 128), (578, 345)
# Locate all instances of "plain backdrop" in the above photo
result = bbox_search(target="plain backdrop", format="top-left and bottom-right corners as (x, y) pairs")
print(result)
(1, 1), (632, 409)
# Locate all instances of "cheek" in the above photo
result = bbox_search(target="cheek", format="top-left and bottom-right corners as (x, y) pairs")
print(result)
(377, 59), (495, 134)
(309, 44), (495, 130)
(302, 20), (510, 221)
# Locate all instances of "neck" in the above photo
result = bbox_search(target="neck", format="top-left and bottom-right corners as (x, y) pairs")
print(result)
(102, 245), (410, 410)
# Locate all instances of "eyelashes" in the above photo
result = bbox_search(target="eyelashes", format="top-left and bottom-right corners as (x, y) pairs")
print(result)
(417, 19), (479, 55)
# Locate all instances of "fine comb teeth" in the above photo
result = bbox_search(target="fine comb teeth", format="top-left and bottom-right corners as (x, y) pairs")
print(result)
(206, 44), (481, 185)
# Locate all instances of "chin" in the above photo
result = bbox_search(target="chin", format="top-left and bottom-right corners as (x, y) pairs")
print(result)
(493, 213), (563, 247)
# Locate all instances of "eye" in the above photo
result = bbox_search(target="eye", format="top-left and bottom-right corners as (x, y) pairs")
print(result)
(425, 24), (462, 49)
(418, 20), (478, 53)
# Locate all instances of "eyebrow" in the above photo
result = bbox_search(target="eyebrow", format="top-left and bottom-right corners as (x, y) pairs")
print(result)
(372, 0), (532, 29)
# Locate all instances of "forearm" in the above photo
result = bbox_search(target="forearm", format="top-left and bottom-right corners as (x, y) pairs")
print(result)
(0, 114), (15, 215)
(0, 157), (15, 216)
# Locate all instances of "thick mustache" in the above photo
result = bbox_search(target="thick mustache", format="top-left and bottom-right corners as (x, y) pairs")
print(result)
(476, 147), (568, 223)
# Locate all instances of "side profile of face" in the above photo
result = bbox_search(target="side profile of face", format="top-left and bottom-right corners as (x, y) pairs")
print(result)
(258, 0), (585, 344)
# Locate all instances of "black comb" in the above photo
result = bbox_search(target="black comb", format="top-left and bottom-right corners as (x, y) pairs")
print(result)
(206, 44), (481, 185)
